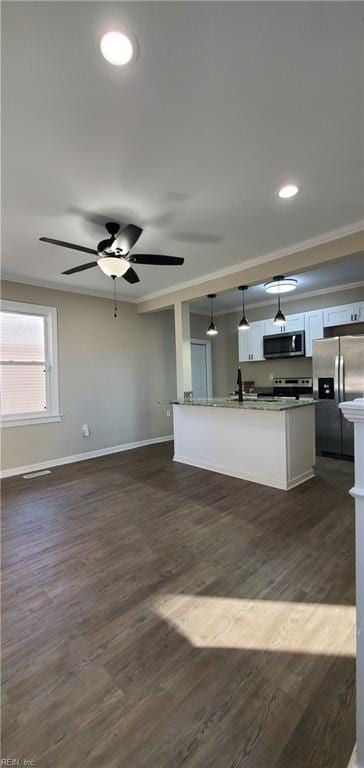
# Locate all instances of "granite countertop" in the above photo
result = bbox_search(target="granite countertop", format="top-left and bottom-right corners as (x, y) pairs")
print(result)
(172, 397), (316, 412)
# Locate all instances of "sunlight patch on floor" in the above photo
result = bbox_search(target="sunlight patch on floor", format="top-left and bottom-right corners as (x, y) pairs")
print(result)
(151, 594), (356, 657)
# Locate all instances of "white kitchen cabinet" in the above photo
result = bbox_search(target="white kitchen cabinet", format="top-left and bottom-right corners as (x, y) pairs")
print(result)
(238, 327), (250, 362)
(238, 320), (265, 362)
(304, 310), (324, 357)
(323, 303), (356, 327)
(249, 321), (265, 360)
(264, 318), (278, 336)
(282, 313), (305, 333)
(353, 301), (364, 322)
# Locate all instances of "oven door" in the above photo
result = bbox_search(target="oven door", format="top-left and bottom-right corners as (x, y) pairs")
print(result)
(263, 331), (305, 358)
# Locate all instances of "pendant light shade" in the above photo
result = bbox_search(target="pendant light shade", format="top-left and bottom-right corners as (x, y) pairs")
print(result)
(207, 321), (218, 336)
(274, 308), (286, 325)
(238, 285), (250, 330)
(206, 294), (218, 336)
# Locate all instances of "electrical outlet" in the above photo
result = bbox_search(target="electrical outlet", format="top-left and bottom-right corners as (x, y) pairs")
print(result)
(82, 424), (90, 437)
(268, 373), (274, 381)
(166, 409), (171, 417)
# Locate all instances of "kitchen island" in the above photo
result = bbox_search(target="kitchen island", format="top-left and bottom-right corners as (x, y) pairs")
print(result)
(172, 398), (316, 490)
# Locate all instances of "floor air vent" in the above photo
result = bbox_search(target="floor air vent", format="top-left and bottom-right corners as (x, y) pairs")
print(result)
(22, 470), (51, 479)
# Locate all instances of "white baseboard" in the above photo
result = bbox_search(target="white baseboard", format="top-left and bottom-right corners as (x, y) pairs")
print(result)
(173, 454), (315, 491)
(1, 435), (174, 479)
(173, 454), (285, 490)
(286, 469), (315, 490)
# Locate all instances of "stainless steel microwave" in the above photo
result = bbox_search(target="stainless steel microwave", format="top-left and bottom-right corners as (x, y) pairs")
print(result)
(263, 330), (305, 359)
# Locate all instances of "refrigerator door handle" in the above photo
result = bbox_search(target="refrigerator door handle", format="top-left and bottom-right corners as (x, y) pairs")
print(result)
(334, 354), (340, 402)
(340, 355), (344, 401)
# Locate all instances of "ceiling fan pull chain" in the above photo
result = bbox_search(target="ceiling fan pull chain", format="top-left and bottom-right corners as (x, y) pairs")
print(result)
(113, 276), (118, 318)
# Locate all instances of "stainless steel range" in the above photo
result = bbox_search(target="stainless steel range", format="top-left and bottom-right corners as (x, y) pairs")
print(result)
(273, 377), (313, 399)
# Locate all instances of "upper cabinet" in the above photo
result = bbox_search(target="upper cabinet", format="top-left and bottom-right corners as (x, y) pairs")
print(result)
(304, 310), (324, 357)
(238, 321), (265, 362)
(249, 321), (265, 361)
(281, 313), (305, 333)
(264, 318), (277, 336)
(263, 314), (305, 335)
(238, 326), (249, 362)
(323, 302), (364, 327)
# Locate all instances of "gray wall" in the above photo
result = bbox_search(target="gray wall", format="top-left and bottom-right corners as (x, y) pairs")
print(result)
(1, 281), (176, 471)
(192, 286), (364, 395)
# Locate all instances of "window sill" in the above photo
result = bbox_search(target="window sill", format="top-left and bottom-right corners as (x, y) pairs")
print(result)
(0, 414), (63, 428)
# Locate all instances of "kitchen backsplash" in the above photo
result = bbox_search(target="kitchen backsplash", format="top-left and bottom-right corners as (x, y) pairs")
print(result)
(238, 357), (313, 389)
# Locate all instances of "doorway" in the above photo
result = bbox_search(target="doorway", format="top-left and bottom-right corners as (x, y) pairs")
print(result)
(191, 339), (213, 398)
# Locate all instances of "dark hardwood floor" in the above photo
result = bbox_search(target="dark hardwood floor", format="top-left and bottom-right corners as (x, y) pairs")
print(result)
(1, 444), (356, 767)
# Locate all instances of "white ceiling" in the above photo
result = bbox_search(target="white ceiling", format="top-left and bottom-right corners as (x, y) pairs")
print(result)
(190, 251), (364, 314)
(2, 2), (363, 301)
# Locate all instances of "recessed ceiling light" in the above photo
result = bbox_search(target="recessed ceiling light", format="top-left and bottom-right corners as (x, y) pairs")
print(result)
(100, 31), (134, 66)
(278, 184), (299, 199)
(264, 276), (297, 294)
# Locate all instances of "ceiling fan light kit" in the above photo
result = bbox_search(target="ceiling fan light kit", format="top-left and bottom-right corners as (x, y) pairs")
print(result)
(97, 256), (129, 278)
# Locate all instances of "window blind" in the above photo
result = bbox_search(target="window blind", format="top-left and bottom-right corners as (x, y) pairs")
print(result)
(0, 312), (47, 415)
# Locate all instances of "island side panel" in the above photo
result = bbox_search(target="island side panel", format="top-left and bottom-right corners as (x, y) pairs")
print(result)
(285, 404), (316, 489)
(173, 404), (288, 489)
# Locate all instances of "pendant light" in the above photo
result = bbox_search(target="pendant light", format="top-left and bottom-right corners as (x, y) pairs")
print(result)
(273, 278), (286, 326)
(238, 286), (249, 330)
(206, 294), (218, 336)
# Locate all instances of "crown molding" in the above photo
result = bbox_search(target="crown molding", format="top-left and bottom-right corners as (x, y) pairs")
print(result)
(135, 220), (364, 305)
(0, 274), (139, 304)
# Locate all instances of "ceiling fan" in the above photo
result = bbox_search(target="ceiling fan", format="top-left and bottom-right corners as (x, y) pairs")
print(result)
(39, 221), (184, 285)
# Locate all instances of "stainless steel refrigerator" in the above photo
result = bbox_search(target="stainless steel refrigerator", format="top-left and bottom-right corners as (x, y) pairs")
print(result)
(312, 335), (364, 458)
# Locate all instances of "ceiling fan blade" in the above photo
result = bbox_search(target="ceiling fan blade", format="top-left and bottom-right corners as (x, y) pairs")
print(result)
(129, 254), (184, 266)
(116, 224), (143, 254)
(122, 266), (140, 284)
(40, 237), (98, 256)
(62, 261), (98, 275)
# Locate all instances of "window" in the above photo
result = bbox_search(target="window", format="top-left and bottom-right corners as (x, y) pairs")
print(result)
(0, 300), (60, 427)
